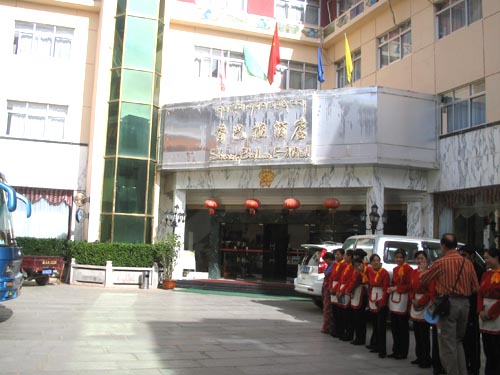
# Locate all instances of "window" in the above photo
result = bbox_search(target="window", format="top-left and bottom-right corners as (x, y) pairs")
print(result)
(279, 60), (319, 90)
(378, 20), (411, 68)
(436, 0), (482, 39)
(275, 0), (320, 26)
(13, 21), (74, 59)
(440, 79), (485, 135)
(337, 0), (367, 19)
(6, 101), (68, 141)
(335, 49), (361, 88)
(194, 47), (243, 84)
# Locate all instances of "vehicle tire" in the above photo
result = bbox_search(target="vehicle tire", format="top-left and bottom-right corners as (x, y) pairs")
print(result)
(35, 276), (49, 286)
(313, 297), (323, 309)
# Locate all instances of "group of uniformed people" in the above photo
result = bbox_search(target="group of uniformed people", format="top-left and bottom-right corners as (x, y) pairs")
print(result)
(320, 239), (500, 375)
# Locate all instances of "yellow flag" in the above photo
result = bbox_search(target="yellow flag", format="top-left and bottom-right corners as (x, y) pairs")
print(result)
(344, 34), (353, 84)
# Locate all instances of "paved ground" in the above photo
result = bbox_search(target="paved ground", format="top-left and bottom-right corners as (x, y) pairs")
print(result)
(0, 282), (440, 375)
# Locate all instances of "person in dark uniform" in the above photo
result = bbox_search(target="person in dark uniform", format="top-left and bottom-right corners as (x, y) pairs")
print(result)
(460, 244), (485, 375)
(366, 253), (390, 358)
(336, 249), (354, 341)
(347, 257), (368, 345)
(329, 248), (346, 338)
(387, 248), (413, 360)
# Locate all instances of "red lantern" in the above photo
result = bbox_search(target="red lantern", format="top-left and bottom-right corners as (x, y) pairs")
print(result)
(245, 199), (260, 215)
(323, 198), (341, 213)
(204, 199), (219, 215)
(283, 197), (300, 212)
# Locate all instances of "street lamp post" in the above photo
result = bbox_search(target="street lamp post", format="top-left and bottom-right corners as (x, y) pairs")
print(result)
(360, 204), (387, 234)
(165, 205), (185, 234)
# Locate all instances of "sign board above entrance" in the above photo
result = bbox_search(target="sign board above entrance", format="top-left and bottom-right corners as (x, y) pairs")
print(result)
(160, 87), (439, 171)
(162, 92), (312, 169)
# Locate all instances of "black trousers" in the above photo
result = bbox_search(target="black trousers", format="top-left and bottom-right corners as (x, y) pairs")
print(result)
(390, 312), (409, 357)
(463, 304), (481, 374)
(370, 306), (388, 355)
(331, 304), (339, 336)
(352, 298), (367, 343)
(431, 324), (444, 372)
(338, 306), (354, 340)
(413, 320), (431, 364)
(482, 332), (500, 375)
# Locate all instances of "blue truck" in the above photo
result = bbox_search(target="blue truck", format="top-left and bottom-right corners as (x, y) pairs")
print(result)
(0, 173), (31, 301)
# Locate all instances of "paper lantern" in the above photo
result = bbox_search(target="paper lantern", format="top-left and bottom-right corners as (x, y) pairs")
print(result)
(204, 199), (219, 215)
(283, 197), (300, 212)
(323, 198), (341, 212)
(245, 199), (260, 215)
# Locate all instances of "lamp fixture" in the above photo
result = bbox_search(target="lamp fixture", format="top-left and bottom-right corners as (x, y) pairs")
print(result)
(165, 204), (185, 234)
(360, 204), (387, 234)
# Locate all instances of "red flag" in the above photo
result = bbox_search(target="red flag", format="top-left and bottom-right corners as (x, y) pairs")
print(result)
(267, 23), (280, 85)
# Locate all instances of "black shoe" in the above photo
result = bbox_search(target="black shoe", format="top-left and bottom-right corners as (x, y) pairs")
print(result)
(378, 353), (386, 358)
(419, 362), (432, 369)
(366, 345), (375, 350)
(350, 340), (364, 346)
(340, 336), (353, 342)
(387, 353), (396, 358)
(411, 359), (421, 365)
(395, 354), (407, 360)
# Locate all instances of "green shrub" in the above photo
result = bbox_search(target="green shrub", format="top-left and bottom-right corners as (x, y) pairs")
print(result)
(17, 237), (160, 267)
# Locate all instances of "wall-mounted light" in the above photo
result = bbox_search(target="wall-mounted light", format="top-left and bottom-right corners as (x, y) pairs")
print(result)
(165, 205), (186, 234)
(360, 204), (387, 234)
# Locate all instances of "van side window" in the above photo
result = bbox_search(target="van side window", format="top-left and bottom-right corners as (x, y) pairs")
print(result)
(422, 241), (441, 263)
(383, 241), (419, 264)
(355, 238), (375, 259)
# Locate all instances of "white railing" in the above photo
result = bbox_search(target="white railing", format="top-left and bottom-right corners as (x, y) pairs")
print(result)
(69, 258), (159, 289)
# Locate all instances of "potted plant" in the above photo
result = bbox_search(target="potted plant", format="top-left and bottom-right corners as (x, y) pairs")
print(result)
(155, 232), (180, 289)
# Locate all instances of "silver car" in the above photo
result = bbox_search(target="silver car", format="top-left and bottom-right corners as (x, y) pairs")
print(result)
(293, 242), (343, 307)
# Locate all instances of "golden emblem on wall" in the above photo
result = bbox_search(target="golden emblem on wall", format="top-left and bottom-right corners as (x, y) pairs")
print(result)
(259, 169), (275, 187)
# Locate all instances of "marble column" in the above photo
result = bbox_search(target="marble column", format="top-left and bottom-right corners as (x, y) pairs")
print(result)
(171, 189), (186, 280)
(407, 202), (422, 237)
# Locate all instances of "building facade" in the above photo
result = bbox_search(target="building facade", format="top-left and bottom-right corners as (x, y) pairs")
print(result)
(0, 0), (498, 281)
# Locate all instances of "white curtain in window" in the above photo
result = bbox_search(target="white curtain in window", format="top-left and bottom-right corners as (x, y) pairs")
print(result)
(26, 103), (46, 138)
(54, 38), (71, 59)
(36, 24), (54, 57)
(7, 113), (25, 137)
(12, 198), (69, 239)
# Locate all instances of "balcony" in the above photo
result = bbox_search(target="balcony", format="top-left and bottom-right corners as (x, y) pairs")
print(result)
(323, 0), (382, 40)
(169, 0), (320, 44)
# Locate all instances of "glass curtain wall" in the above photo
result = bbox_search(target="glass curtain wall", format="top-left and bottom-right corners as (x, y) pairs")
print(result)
(100, 0), (164, 243)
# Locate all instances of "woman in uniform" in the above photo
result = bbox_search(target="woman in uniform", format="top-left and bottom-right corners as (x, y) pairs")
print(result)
(336, 249), (354, 341)
(366, 253), (390, 358)
(329, 248), (346, 337)
(387, 248), (412, 360)
(478, 247), (500, 375)
(347, 257), (368, 345)
(409, 250), (434, 368)
(320, 252), (335, 334)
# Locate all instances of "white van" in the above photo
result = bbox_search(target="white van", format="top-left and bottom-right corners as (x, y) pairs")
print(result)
(342, 235), (445, 276)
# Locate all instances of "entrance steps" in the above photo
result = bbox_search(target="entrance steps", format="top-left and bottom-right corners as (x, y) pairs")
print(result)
(175, 279), (304, 297)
